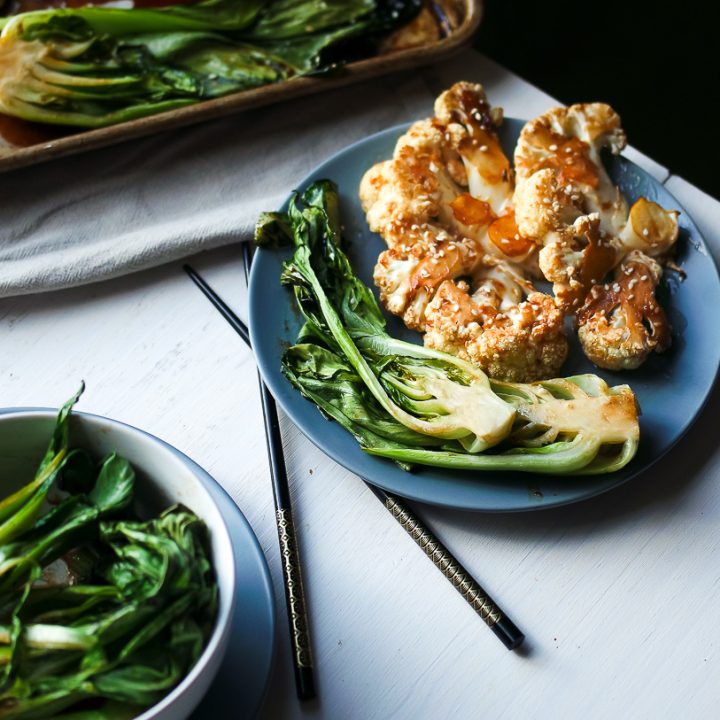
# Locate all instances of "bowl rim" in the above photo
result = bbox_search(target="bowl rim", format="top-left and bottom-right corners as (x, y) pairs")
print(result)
(0, 407), (237, 720)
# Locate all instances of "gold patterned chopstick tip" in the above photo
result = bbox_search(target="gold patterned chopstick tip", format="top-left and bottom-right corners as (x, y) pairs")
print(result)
(384, 496), (503, 627)
(276, 509), (313, 668)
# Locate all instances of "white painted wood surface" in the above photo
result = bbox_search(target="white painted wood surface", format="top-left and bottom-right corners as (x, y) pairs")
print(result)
(1, 52), (718, 720)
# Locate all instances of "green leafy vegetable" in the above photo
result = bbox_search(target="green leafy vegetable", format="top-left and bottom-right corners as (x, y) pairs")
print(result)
(0, 0), (421, 127)
(0, 387), (217, 719)
(264, 180), (641, 475)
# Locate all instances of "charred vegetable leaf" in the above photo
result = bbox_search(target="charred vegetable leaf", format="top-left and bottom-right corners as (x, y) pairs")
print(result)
(0, 0), (421, 127)
(266, 180), (640, 474)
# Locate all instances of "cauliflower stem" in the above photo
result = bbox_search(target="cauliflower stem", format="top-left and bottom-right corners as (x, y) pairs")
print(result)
(262, 180), (640, 475)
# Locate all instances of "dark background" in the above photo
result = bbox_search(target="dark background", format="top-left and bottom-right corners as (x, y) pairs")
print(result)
(473, 0), (718, 197)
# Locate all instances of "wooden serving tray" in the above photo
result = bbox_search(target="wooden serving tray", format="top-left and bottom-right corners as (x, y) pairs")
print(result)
(0, 0), (482, 173)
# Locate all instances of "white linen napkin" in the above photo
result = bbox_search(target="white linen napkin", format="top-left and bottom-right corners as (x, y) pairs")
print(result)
(0, 69), (434, 298)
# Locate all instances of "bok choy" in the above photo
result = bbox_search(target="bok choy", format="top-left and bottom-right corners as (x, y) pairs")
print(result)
(260, 180), (640, 475)
(0, 0), (421, 127)
(0, 387), (218, 719)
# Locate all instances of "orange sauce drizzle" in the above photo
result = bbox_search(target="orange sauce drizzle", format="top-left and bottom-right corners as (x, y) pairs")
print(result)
(450, 193), (493, 226)
(488, 210), (534, 257)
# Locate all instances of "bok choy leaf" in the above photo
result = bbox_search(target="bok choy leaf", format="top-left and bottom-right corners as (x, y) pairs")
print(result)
(0, 0), (421, 127)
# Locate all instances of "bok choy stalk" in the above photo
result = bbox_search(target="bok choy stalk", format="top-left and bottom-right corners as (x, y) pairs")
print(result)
(0, 387), (218, 719)
(0, 0), (421, 127)
(260, 180), (640, 474)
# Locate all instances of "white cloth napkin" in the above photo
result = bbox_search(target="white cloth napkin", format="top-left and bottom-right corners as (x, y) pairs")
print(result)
(0, 68), (435, 298)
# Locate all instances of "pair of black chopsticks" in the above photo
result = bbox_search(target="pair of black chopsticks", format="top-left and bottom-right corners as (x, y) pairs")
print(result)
(184, 246), (525, 699)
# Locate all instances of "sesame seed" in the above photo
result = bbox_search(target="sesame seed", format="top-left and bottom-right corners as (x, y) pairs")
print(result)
(612, 283), (621, 292)
(628, 294), (635, 300)
(640, 275), (648, 281)
(565, 147), (573, 153)
(420, 269), (430, 278)
(549, 144), (558, 151)
(480, 145), (489, 152)
(429, 162), (439, 173)
(642, 228), (649, 237)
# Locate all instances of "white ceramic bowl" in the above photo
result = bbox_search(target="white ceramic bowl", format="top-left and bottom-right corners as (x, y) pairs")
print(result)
(0, 409), (236, 720)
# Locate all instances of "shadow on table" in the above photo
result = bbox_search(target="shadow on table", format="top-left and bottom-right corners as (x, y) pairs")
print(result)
(418, 378), (720, 541)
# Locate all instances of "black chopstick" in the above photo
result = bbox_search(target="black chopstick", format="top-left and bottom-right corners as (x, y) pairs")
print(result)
(183, 258), (525, 652)
(183, 259), (316, 701)
(242, 245), (316, 699)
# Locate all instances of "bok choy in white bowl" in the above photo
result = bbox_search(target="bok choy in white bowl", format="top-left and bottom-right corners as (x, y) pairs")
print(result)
(0, 387), (234, 720)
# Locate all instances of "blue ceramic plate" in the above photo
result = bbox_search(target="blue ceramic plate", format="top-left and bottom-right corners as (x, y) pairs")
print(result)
(248, 120), (720, 512)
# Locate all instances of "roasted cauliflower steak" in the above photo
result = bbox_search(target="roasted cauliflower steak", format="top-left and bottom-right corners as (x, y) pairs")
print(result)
(513, 102), (680, 370)
(361, 86), (681, 379)
(360, 82), (567, 381)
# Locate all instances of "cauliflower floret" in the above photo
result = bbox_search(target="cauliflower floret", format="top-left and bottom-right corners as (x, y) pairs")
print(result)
(514, 103), (628, 233)
(577, 251), (671, 370)
(514, 169), (620, 311)
(514, 104), (679, 251)
(514, 167), (584, 239)
(538, 214), (621, 312)
(513, 105), (680, 375)
(423, 260), (568, 382)
(374, 231), (484, 331)
(433, 81), (512, 214)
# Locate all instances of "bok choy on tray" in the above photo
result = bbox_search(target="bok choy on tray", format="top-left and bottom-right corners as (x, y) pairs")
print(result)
(0, 0), (421, 127)
(257, 180), (641, 475)
(0, 386), (217, 719)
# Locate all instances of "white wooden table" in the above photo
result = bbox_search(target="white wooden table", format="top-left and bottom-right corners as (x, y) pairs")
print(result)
(1, 52), (718, 720)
